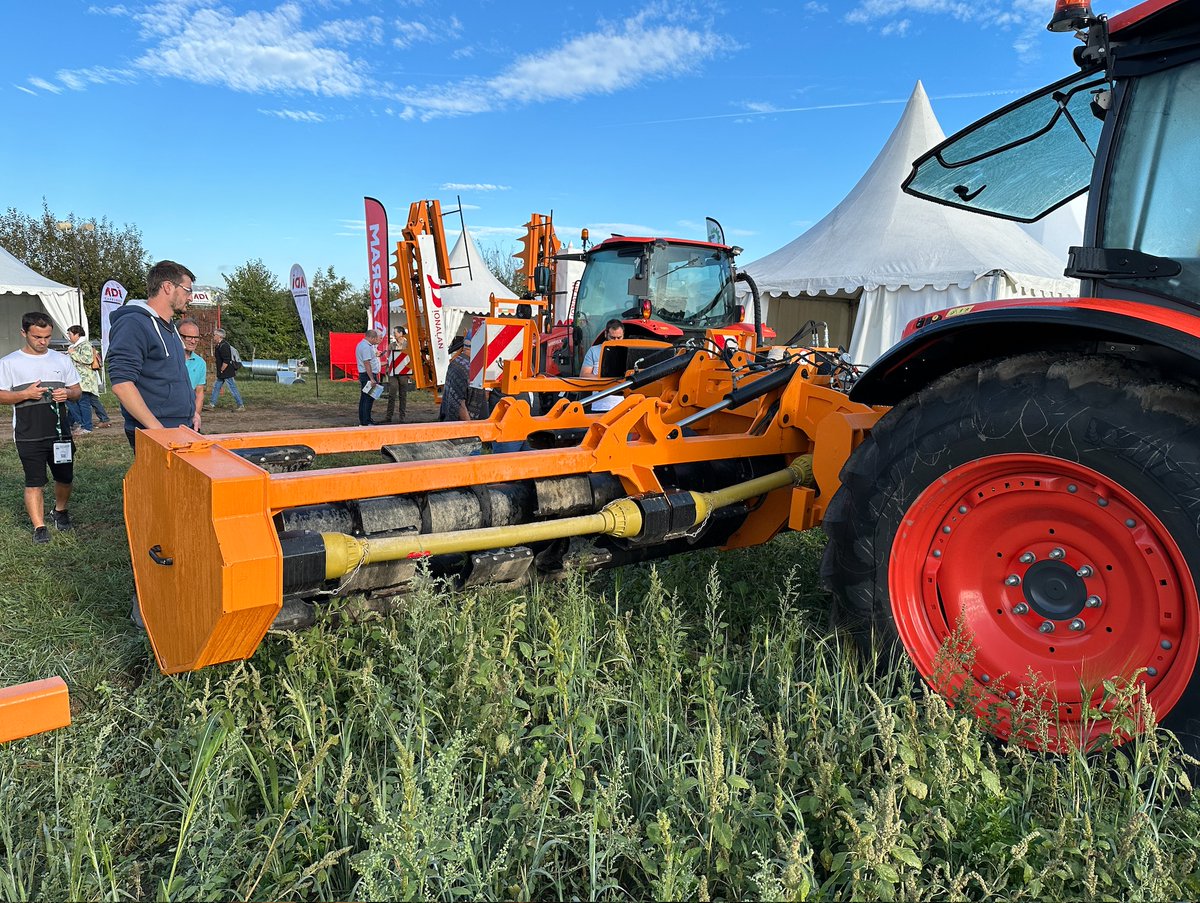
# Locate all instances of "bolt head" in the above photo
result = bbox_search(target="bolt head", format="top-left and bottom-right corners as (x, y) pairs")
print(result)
(932, 550), (942, 559)
(1005, 574), (1021, 586)
(980, 674), (991, 684)
(1049, 548), (1066, 560)
(1039, 621), (1056, 634)
(1162, 640), (1173, 650)
(1098, 498), (1110, 508)
(1076, 565), (1093, 578)
(1147, 667), (1158, 677)
(958, 506), (969, 515)
(1019, 552), (1036, 564)
(1067, 484), (1078, 493)
(943, 526), (952, 534)
(1006, 690), (1017, 700)
(1069, 619), (1086, 632)
(1084, 595), (1102, 608)
(1013, 603), (1030, 615)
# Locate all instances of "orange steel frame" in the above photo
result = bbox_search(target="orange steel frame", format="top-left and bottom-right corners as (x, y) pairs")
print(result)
(124, 348), (882, 676)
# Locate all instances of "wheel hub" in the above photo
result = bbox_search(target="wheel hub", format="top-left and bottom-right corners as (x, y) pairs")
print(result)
(1023, 560), (1086, 621)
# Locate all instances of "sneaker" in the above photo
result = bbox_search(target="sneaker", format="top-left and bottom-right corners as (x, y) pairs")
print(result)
(236, 406), (246, 412)
(50, 509), (73, 531)
(74, 428), (91, 436)
(33, 526), (51, 544)
(95, 420), (111, 429)
(206, 404), (216, 411)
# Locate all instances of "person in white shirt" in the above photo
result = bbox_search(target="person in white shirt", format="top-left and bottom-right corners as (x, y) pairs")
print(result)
(0, 312), (82, 543)
(356, 328), (383, 425)
(580, 319), (625, 413)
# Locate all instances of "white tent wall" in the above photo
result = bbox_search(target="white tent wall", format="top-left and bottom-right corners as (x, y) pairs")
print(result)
(0, 245), (84, 350)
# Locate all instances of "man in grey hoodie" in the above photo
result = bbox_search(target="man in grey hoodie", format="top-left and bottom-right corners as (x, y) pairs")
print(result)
(107, 260), (200, 448)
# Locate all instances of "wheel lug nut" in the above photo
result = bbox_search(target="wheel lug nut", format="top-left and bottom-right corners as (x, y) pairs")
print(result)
(1147, 667), (1158, 677)
(1162, 640), (1173, 650)
(1039, 621), (1056, 634)
(1013, 603), (1029, 615)
(1049, 548), (1066, 560)
(1019, 552), (1037, 564)
(1006, 690), (1017, 700)
(1098, 498), (1109, 508)
(1067, 484), (1078, 493)
(1084, 595), (1102, 608)
(943, 526), (952, 534)
(958, 506), (968, 515)
(1076, 565), (1093, 578)
(1125, 519), (1136, 528)
(1069, 619), (1086, 632)
(1005, 574), (1021, 586)
(980, 674), (991, 684)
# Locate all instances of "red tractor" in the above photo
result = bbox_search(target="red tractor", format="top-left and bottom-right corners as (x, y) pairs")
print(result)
(823, 0), (1200, 752)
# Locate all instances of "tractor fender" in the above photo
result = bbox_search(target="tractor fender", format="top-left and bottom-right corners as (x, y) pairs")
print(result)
(850, 302), (1200, 406)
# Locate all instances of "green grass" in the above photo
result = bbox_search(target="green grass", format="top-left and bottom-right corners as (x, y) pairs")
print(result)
(1, 381), (1198, 901)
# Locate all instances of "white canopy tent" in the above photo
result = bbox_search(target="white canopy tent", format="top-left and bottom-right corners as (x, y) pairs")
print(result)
(0, 244), (84, 351)
(743, 82), (1077, 364)
(1021, 194), (1087, 264)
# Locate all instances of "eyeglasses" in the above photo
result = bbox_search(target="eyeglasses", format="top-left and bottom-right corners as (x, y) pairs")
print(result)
(179, 334), (200, 340)
(172, 282), (194, 296)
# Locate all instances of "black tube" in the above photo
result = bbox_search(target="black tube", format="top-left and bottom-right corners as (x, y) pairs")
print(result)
(725, 363), (797, 408)
(736, 271), (763, 345)
(626, 349), (698, 390)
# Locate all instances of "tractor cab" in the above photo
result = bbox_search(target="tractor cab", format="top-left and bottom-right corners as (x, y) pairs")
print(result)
(548, 236), (739, 375)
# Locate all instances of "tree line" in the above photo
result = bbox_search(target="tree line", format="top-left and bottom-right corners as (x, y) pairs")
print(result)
(2, 203), (368, 362)
(2, 202), (528, 363)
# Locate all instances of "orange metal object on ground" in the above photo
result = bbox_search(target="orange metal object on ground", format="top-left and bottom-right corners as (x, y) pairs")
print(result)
(0, 676), (71, 743)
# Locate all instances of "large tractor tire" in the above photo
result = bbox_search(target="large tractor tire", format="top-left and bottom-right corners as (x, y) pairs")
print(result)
(822, 353), (1200, 752)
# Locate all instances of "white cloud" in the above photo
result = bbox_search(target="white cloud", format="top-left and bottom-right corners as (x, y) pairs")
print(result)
(259, 108), (327, 122)
(14, 84), (38, 96)
(441, 182), (511, 192)
(133, 4), (369, 95)
(469, 225), (526, 239)
(844, 1), (1048, 58)
(28, 77), (62, 94)
(881, 19), (911, 36)
(399, 9), (733, 120)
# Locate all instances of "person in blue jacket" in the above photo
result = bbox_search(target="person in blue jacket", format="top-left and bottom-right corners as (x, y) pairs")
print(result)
(107, 260), (198, 448)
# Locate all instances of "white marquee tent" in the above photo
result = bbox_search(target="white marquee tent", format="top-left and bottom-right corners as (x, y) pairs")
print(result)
(743, 82), (1077, 364)
(0, 244), (83, 351)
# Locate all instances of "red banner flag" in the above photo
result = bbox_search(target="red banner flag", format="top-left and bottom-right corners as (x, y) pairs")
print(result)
(364, 197), (389, 336)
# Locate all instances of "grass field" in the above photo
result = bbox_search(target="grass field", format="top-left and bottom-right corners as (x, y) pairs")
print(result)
(2, 377), (1198, 901)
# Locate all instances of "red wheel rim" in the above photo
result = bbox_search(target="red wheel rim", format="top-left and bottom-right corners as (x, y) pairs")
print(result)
(890, 454), (1199, 750)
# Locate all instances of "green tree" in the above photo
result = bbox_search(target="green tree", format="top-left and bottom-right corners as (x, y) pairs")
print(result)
(309, 265), (368, 364)
(0, 200), (151, 328)
(220, 260), (302, 360)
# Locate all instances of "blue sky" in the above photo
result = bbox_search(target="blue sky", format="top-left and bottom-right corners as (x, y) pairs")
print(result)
(3, 0), (1092, 291)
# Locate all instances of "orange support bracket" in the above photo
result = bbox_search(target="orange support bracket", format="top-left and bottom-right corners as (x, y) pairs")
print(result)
(0, 676), (71, 743)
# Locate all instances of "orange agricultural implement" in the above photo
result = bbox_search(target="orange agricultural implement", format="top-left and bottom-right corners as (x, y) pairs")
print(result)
(0, 677), (71, 743)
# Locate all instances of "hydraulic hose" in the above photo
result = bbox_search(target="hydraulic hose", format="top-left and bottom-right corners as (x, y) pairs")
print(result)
(320, 456), (814, 580)
(579, 349), (699, 408)
(735, 271), (764, 345)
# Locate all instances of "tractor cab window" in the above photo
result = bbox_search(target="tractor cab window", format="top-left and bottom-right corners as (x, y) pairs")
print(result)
(573, 247), (639, 340)
(648, 243), (735, 326)
(1101, 59), (1200, 300)
(903, 69), (1108, 221)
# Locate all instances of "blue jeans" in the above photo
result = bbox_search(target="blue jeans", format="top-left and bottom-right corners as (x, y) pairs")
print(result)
(358, 373), (376, 425)
(67, 392), (100, 430)
(212, 377), (244, 407)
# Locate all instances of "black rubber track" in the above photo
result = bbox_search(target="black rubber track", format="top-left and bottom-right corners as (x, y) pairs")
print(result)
(821, 352), (1200, 752)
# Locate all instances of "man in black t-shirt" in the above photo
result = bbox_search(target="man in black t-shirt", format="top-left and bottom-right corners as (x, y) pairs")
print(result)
(0, 312), (82, 543)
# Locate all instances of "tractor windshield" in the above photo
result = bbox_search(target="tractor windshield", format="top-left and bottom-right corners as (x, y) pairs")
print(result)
(903, 69), (1109, 222)
(572, 242), (736, 342)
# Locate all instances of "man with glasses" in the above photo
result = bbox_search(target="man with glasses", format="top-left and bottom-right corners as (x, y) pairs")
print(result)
(178, 318), (207, 429)
(107, 260), (199, 448)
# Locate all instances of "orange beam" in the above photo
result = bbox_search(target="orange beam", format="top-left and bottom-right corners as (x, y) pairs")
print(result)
(0, 677), (71, 743)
